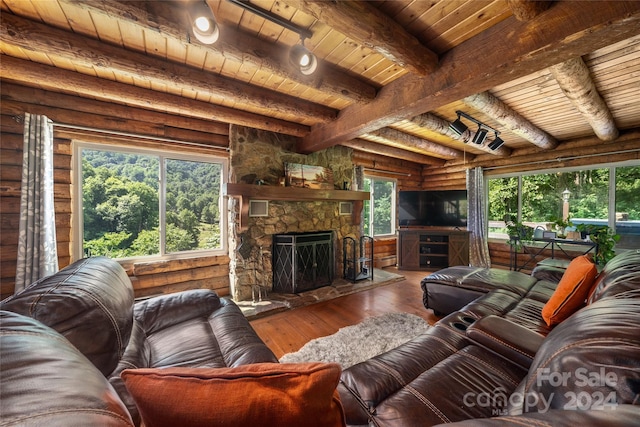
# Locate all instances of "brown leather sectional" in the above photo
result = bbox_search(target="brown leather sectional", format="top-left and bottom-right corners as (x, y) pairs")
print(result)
(337, 250), (640, 426)
(1, 252), (638, 426)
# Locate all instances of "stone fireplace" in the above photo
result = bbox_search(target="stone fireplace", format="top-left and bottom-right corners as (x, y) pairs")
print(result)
(227, 125), (364, 301)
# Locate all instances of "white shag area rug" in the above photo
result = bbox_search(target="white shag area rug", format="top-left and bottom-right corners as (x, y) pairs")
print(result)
(279, 312), (431, 369)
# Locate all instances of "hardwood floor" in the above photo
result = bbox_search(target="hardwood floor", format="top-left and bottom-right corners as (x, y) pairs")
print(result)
(250, 268), (438, 359)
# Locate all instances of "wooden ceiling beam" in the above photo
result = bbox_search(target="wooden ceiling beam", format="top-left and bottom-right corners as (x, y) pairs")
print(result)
(298, 0), (640, 153)
(59, 0), (376, 104)
(0, 56), (309, 137)
(366, 128), (467, 160)
(343, 139), (445, 167)
(506, 0), (552, 21)
(549, 57), (619, 141)
(1, 83), (230, 137)
(409, 112), (512, 156)
(0, 13), (334, 123)
(463, 91), (558, 149)
(279, 0), (438, 75)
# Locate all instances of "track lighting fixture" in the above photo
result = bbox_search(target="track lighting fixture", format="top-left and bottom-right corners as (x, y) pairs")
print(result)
(472, 127), (489, 145)
(227, 0), (317, 75)
(449, 110), (504, 148)
(189, 1), (219, 44)
(488, 134), (505, 150)
(289, 40), (318, 75)
(449, 113), (468, 136)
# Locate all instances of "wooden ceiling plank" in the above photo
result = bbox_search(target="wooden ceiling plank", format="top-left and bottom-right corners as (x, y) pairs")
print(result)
(298, 0), (640, 153)
(428, 1), (511, 53)
(0, 55), (308, 137)
(278, 0), (439, 75)
(29, 0), (70, 30)
(549, 57), (620, 141)
(1, 13), (335, 123)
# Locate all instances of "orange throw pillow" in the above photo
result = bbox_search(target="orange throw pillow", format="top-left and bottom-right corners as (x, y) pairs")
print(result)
(542, 255), (598, 326)
(121, 362), (346, 427)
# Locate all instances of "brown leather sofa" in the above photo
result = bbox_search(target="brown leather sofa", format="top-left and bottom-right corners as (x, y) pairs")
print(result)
(337, 250), (640, 426)
(0, 256), (277, 426)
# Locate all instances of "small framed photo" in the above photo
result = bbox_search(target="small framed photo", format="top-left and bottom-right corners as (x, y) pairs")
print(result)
(542, 231), (556, 239)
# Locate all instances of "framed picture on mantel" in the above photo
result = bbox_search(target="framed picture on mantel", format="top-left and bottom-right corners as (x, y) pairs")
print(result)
(285, 163), (334, 190)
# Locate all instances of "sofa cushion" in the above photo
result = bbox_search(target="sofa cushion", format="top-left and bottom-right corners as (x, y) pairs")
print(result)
(121, 363), (346, 427)
(0, 256), (134, 376)
(0, 311), (134, 426)
(541, 255), (597, 326)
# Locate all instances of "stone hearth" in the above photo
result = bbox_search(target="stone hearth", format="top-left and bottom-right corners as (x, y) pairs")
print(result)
(237, 268), (404, 319)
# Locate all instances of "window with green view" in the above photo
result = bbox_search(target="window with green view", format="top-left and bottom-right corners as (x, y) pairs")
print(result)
(363, 177), (396, 237)
(76, 144), (227, 259)
(487, 163), (639, 248)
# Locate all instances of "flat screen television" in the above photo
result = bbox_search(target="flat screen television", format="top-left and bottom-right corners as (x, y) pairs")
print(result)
(398, 190), (468, 227)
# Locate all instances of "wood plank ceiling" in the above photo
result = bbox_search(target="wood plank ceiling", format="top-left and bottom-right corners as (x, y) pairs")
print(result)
(1, 0), (640, 167)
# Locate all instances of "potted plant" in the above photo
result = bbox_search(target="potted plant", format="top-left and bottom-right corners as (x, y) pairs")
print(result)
(551, 216), (573, 239)
(506, 217), (533, 251)
(575, 223), (621, 265)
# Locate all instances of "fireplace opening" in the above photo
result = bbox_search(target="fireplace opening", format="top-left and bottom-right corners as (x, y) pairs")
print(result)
(272, 231), (334, 293)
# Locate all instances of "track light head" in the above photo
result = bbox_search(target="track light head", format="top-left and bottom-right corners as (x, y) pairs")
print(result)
(488, 134), (505, 150)
(472, 127), (489, 145)
(290, 42), (318, 75)
(449, 116), (468, 136)
(190, 1), (219, 44)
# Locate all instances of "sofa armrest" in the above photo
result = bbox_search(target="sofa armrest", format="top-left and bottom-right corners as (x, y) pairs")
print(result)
(466, 315), (544, 370)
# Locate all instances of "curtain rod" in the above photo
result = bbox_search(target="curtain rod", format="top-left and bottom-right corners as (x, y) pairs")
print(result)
(53, 122), (229, 152)
(483, 148), (640, 171)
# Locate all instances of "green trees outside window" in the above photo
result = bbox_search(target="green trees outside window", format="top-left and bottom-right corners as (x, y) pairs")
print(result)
(488, 164), (640, 249)
(363, 177), (396, 237)
(80, 147), (225, 259)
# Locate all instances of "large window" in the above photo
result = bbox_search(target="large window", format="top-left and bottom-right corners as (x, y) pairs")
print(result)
(74, 143), (227, 260)
(488, 163), (640, 248)
(363, 177), (396, 237)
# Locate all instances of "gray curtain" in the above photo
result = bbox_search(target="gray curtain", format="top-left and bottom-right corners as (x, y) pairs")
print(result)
(15, 113), (59, 292)
(467, 167), (491, 268)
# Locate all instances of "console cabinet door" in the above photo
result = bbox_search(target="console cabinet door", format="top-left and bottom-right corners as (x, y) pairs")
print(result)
(398, 231), (420, 269)
(448, 232), (470, 266)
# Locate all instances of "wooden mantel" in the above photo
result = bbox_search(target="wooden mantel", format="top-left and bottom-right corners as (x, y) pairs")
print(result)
(223, 183), (370, 231)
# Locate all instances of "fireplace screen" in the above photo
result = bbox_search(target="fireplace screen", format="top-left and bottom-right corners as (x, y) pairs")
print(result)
(272, 232), (334, 293)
